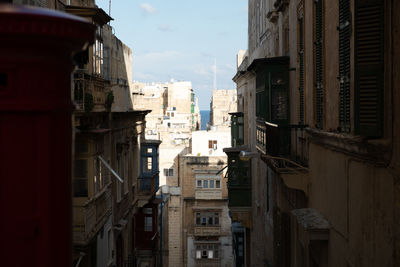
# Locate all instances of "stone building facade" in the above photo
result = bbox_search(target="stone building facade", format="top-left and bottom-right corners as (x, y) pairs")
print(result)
(132, 80), (201, 189)
(160, 129), (234, 267)
(209, 89), (238, 129)
(6, 1), (161, 266)
(178, 155), (234, 267)
(227, 0), (400, 267)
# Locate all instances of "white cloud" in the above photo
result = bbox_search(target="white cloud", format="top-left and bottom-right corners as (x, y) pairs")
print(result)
(139, 3), (156, 15)
(134, 71), (156, 81)
(137, 50), (181, 63)
(157, 24), (175, 32)
(192, 65), (212, 78)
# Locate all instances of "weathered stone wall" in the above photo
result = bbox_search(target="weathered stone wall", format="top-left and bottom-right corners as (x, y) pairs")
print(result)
(210, 89), (237, 128)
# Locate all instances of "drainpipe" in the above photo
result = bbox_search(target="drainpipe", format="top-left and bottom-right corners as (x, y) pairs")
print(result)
(159, 193), (164, 267)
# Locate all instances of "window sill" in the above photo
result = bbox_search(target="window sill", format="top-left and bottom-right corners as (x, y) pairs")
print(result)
(306, 128), (391, 165)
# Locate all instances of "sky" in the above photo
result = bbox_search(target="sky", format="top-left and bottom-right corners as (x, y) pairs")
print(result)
(95, 0), (247, 110)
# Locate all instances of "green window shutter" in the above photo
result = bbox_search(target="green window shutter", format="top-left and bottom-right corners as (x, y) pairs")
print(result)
(314, 0), (324, 129)
(298, 8), (305, 125)
(256, 72), (268, 120)
(338, 0), (351, 133)
(355, 0), (384, 137)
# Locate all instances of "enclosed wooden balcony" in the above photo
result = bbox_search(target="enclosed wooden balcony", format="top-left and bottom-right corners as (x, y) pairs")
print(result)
(230, 112), (244, 147)
(138, 176), (157, 195)
(193, 225), (221, 236)
(73, 69), (111, 113)
(223, 147), (251, 208)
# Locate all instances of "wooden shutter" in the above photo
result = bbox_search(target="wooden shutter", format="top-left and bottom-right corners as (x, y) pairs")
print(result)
(298, 2), (305, 125)
(338, 0), (351, 132)
(314, 0), (324, 129)
(355, 0), (384, 137)
(256, 71), (267, 120)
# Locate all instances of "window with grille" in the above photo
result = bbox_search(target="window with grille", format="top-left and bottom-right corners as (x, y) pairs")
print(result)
(314, 0), (324, 129)
(144, 216), (152, 232)
(143, 157), (152, 172)
(144, 208), (153, 232)
(195, 244), (220, 259)
(208, 140), (217, 150)
(93, 25), (104, 76)
(195, 212), (220, 226)
(163, 168), (174, 176)
(338, 0), (351, 133)
(354, 0), (384, 137)
(195, 174), (221, 189)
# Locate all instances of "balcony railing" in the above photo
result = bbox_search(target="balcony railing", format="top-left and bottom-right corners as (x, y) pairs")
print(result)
(256, 119), (308, 167)
(193, 225), (221, 236)
(73, 71), (86, 111)
(73, 185), (112, 244)
(194, 259), (221, 267)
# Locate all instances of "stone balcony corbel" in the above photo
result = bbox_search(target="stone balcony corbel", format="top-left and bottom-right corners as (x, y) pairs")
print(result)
(267, 9), (279, 23)
(274, 0), (290, 12)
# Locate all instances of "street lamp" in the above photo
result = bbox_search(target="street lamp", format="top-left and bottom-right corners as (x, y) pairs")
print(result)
(239, 150), (259, 161)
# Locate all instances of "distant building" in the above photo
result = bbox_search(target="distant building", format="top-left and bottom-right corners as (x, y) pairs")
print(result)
(210, 89), (237, 129)
(132, 80), (201, 188)
(161, 129), (234, 267)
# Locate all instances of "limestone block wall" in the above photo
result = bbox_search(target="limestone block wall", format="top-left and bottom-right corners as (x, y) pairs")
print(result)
(168, 194), (183, 267)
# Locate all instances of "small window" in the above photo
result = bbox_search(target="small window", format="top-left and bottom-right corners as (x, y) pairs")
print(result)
(214, 213), (219, 225)
(168, 168), (174, 176)
(214, 246), (219, 258)
(196, 213), (201, 225)
(74, 159), (88, 197)
(208, 250), (214, 259)
(147, 148), (153, 154)
(216, 181), (220, 188)
(203, 180), (208, 188)
(197, 180), (202, 188)
(143, 157), (152, 172)
(144, 216), (152, 232)
(196, 250), (201, 259)
(209, 180), (215, 188)
(201, 217), (207, 226)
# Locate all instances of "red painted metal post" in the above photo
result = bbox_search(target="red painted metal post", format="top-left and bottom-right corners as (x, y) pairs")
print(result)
(0, 5), (94, 267)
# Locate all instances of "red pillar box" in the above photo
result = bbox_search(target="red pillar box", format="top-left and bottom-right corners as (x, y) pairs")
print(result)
(0, 5), (94, 267)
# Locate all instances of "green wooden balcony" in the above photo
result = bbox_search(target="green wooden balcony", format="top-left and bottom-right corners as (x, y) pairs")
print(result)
(256, 120), (308, 167)
(224, 148), (251, 208)
(230, 112), (244, 147)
